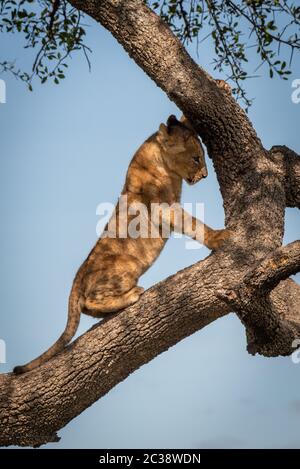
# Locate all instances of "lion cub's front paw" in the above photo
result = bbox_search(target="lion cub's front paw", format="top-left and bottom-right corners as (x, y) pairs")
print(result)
(205, 229), (231, 251)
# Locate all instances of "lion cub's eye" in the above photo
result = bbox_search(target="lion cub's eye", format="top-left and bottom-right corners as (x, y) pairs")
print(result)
(192, 156), (199, 164)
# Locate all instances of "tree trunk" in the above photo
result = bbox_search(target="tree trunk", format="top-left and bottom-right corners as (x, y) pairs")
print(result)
(0, 0), (299, 447)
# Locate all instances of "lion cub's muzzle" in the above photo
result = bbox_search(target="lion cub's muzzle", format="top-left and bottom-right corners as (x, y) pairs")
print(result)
(187, 167), (208, 185)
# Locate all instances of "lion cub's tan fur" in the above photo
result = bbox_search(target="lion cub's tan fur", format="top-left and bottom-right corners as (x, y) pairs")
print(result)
(14, 115), (230, 374)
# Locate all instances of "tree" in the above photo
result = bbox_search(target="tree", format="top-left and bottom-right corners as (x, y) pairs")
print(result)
(0, 0), (299, 447)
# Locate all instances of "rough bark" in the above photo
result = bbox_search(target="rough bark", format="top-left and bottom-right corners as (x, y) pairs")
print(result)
(0, 0), (299, 447)
(269, 145), (300, 209)
(218, 241), (300, 356)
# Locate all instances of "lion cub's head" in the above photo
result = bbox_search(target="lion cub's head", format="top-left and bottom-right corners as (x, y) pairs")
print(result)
(157, 115), (207, 185)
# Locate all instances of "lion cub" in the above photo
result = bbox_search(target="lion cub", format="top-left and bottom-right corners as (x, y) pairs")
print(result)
(14, 115), (230, 374)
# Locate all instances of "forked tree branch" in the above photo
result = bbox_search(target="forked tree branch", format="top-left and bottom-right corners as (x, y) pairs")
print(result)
(220, 241), (300, 297)
(218, 241), (300, 356)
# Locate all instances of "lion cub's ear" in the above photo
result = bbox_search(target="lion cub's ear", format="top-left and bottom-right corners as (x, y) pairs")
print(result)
(157, 123), (169, 144)
(166, 114), (179, 129)
(180, 115), (196, 133)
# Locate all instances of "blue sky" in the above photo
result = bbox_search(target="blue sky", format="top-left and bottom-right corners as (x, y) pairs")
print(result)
(0, 11), (299, 449)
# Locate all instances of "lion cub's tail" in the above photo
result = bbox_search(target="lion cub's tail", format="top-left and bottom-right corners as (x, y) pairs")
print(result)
(13, 278), (83, 375)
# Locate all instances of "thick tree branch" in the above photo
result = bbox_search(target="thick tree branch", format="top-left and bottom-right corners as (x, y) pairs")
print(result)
(218, 241), (300, 356)
(270, 145), (300, 208)
(1, 245), (299, 446)
(0, 252), (232, 447)
(221, 240), (300, 297)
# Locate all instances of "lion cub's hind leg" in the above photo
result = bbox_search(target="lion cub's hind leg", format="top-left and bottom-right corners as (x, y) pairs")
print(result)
(83, 253), (145, 318)
(84, 286), (144, 318)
